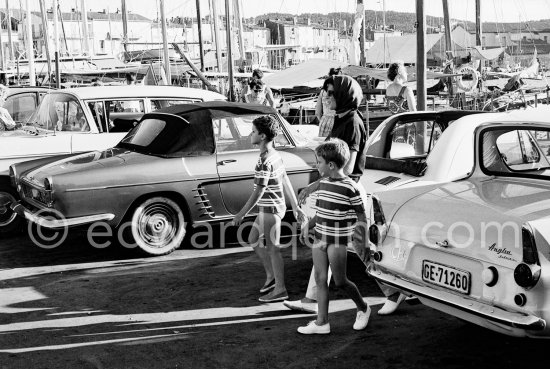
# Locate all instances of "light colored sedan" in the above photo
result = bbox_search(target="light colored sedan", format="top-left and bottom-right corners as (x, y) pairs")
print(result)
(368, 107), (550, 337)
(0, 85), (226, 234)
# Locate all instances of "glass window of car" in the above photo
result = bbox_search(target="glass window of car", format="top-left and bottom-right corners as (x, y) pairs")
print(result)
(4, 93), (36, 124)
(107, 99), (144, 113)
(213, 114), (291, 153)
(55, 99), (89, 132)
(389, 120), (441, 159)
(148, 98), (201, 111)
(482, 128), (550, 174)
(29, 93), (89, 132)
(87, 101), (109, 133)
(121, 118), (166, 147)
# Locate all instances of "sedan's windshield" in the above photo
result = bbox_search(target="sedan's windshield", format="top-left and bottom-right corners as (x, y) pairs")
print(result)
(28, 93), (90, 132)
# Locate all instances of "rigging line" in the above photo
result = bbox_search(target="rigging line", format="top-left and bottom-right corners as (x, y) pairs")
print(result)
(513, 0), (536, 52)
(278, 0), (286, 14)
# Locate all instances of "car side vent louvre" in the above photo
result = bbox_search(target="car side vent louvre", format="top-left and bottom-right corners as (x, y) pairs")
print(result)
(192, 186), (215, 217)
(375, 176), (401, 186)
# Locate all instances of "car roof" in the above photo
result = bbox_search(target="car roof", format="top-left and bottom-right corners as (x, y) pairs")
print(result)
(445, 106), (550, 133)
(393, 109), (486, 123)
(156, 101), (277, 118)
(7, 86), (53, 95)
(47, 85), (226, 100)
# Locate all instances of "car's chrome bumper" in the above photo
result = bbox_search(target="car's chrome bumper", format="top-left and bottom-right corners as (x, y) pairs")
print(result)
(11, 202), (115, 229)
(368, 264), (546, 331)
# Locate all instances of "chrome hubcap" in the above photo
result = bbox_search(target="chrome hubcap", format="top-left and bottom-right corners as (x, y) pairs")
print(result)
(137, 203), (180, 248)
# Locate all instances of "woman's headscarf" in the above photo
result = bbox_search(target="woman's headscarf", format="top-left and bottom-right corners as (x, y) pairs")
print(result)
(332, 75), (363, 115)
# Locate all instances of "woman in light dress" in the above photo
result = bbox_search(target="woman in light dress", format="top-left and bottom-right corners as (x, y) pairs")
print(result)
(315, 68), (341, 137)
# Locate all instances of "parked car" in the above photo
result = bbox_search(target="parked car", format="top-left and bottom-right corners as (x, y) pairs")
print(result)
(368, 107), (550, 337)
(9, 102), (319, 255)
(0, 85), (226, 234)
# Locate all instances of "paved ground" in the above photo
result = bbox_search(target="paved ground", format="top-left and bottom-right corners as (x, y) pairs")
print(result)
(1, 230), (549, 369)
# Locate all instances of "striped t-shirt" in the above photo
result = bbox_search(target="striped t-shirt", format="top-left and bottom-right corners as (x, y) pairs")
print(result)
(254, 150), (287, 215)
(314, 176), (365, 245)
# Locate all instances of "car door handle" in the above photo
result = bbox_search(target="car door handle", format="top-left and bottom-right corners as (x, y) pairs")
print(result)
(217, 159), (237, 166)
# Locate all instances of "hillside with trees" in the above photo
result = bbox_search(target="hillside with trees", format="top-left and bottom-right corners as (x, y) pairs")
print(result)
(251, 11), (550, 35)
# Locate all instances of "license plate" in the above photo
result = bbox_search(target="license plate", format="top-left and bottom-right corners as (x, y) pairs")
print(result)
(422, 260), (470, 294)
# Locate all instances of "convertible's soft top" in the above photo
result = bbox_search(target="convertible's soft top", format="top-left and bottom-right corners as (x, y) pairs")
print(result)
(122, 101), (278, 157)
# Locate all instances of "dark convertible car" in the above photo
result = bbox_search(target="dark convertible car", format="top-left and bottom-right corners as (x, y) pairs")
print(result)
(9, 102), (319, 255)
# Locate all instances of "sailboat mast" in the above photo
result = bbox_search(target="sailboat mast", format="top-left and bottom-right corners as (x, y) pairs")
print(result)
(81, 0), (90, 55)
(382, 0), (385, 67)
(159, 0), (171, 84)
(475, 0), (482, 74)
(5, 0), (13, 62)
(53, 0), (60, 53)
(38, 0), (52, 84)
(211, 0), (222, 72)
(121, 0), (128, 52)
(442, 0), (452, 58)
(25, 0), (34, 85)
(0, 6), (4, 70)
(234, 0), (245, 67)
(442, 0), (453, 96)
(53, 0), (60, 88)
(415, 0), (426, 110)
(224, 0), (234, 101)
(195, 0), (204, 71)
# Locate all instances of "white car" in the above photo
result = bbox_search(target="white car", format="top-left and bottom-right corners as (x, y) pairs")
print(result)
(368, 106), (550, 337)
(0, 85), (226, 233)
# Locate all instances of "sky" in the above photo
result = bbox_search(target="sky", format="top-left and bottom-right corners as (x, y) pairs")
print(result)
(31, 0), (550, 24)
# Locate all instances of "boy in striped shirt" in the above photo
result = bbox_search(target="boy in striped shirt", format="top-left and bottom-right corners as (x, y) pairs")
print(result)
(231, 116), (303, 303)
(297, 138), (370, 335)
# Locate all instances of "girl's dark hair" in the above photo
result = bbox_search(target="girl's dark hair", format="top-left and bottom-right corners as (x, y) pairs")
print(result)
(249, 78), (265, 89)
(252, 69), (264, 79)
(322, 76), (334, 92)
(387, 63), (400, 81)
(329, 67), (342, 76)
(252, 115), (279, 141)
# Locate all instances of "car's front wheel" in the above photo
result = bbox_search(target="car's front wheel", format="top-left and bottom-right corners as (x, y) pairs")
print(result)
(130, 196), (187, 256)
(0, 179), (23, 235)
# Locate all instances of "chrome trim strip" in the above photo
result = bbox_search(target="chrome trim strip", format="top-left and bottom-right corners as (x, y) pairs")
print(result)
(64, 177), (216, 192)
(369, 265), (546, 331)
(11, 202), (114, 229)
